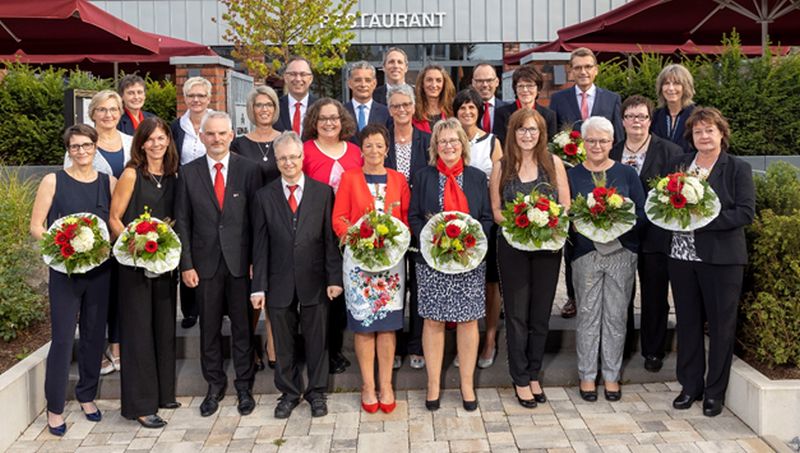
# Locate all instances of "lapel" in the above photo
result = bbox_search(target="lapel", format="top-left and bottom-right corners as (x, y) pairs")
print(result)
(224, 154), (241, 210)
(567, 88), (582, 122)
(639, 137), (659, 179)
(707, 151), (728, 187)
(590, 88), (604, 116)
(269, 181), (295, 235)
(280, 96), (291, 129)
(345, 101), (356, 120)
(197, 157), (221, 212)
(293, 179), (315, 239)
(411, 129), (425, 169)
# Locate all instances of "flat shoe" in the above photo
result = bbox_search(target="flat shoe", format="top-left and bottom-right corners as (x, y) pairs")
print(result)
(393, 355), (402, 370)
(561, 299), (577, 319)
(159, 401), (181, 409)
(137, 414), (167, 429)
(477, 347), (497, 369)
(409, 356), (425, 370)
(673, 392), (703, 410)
(604, 388), (622, 402)
(579, 389), (597, 402)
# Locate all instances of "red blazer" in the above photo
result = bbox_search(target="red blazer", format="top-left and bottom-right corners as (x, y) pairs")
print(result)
(332, 168), (411, 238)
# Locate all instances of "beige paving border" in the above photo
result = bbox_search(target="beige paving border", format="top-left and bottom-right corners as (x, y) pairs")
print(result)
(0, 341), (49, 452)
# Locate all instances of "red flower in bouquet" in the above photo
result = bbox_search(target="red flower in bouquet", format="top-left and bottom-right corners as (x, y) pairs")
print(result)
(359, 221), (374, 239)
(144, 241), (159, 253)
(60, 244), (75, 258)
(590, 204), (606, 216)
(666, 176), (683, 193)
(515, 215), (530, 228)
(445, 224), (462, 238)
(564, 143), (578, 156)
(593, 186), (608, 198)
(63, 223), (78, 239)
(464, 234), (477, 248)
(135, 221), (157, 235)
(54, 232), (68, 246)
(670, 193), (687, 209)
(535, 197), (550, 211)
(570, 130), (581, 139)
(81, 217), (93, 226)
(444, 213), (459, 221)
(548, 216), (559, 228)
(513, 203), (526, 215)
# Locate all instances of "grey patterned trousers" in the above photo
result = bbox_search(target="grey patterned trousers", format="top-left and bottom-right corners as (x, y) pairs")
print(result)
(572, 247), (638, 382)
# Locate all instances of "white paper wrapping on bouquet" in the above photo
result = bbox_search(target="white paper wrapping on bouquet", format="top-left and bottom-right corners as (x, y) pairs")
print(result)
(344, 214), (411, 273)
(573, 200), (636, 244)
(501, 222), (570, 252)
(420, 211), (488, 274)
(112, 217), (181, 276)
(645, 187), (721, 232)
(43, 213), (110, 274)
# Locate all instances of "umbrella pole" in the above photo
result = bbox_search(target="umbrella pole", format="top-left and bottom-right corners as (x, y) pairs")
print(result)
(114, 62), (119, 86)
(761, 20), (768, 55)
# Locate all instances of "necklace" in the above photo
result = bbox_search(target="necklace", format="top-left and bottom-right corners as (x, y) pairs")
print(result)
(624, 135), (650, 154)
(150, 173), (164, 189)
(256, 141), (271, 162)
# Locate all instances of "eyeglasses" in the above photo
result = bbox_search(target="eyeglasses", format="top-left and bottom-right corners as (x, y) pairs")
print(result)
(472, 77), (497, 85)
(516, 83), (537, 92)
(318, 115), (341, 124)
(68, 142), (95, 152)
(624, 114), (650, 121)
(95, 107), (120, 115)
(186, 94), (208, 100)
(254, 102), (275, 110)
(515, 127), (539, 136)
(285, 71), (312, 79)
(571, 64), (596, 72)
(437, 138), (461, 148)
(389, 102), (413, 111)
(277, 154), (303, 163)
(584, 138), (613, 147)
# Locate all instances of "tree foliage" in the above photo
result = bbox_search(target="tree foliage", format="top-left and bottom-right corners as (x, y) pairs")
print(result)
(218, 0), (357, 80)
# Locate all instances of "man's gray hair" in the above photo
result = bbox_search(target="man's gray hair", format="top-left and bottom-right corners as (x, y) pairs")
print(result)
(200, 111), (232, 133)
(581, 116), (615, 139)
(273, 131), (304, 155)
(386, 84), (415, 106)
(349, 61), (376, 79)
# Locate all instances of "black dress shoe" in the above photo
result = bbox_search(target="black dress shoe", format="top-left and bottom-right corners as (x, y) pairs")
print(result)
(703, 398), (724, 417)
(310, 398), (328, 417)
(237, 390), (256, 416)
(533, 392), (547, 404)
(274, 396), (300, 419)
(329, 357), (347, 374)
(200, 386), (226, 417)
(336, 352), (351, 367)
(425, 398), (440, 411)
(159, 401), (181, 409)
(579, 389), (598, 402)
(181, 316), (197, 328)
(267, 360), (276, 370)
(644, 355), (664, 372)
(514, 386), (537, 409)
(673, 392), (703, 410)
(604, 388), (622, 402)
(137, 414), (167, 429)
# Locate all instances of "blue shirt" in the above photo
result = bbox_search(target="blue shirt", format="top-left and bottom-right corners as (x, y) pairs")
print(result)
(97, 147), (125, 178)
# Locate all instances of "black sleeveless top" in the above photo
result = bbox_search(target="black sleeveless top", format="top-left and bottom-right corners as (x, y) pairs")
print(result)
(501, 163), (557, 203)
(121, 169), (177, 225)
(48, 170), (111, 226)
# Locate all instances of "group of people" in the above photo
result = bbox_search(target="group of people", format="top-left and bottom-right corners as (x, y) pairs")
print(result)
(30, 46), (754, 436)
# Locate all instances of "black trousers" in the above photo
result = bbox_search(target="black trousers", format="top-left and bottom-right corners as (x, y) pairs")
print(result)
(269, 298), (329, 402)
(668, 259), (743, 400)
(197, 260), (254, 393)
(118, 266), (177, 419)
(638, 252), (671, 358)
(498, 238), (562, 385)
(564, 242), (575, 300)
(106, 265), (120, 343)
(179, 280), (198, 319)
(396, 258), (423, 356)
(45, 264), (110, 414)
(327, 293), (346, 359)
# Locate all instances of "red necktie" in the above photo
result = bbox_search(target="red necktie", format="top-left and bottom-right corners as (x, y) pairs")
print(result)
(292, 103), (301, 134)
(482, 102), (491, 132)
(214, 162), (225, 209)
(287, 184), (298, 213)
(580, 92), (589, 121)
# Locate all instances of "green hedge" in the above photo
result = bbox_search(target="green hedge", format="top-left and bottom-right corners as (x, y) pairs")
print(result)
(0, 64), (177, 165)
(595, 33), (800, 156)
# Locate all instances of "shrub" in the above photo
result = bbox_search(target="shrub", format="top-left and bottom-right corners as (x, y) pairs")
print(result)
(753, 160), (800, 216)
(0, 167), (45, 341)
(143, 76), (177, 122)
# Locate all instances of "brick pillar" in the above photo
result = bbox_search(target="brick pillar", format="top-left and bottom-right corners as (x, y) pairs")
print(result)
(170, 56), (235, 116)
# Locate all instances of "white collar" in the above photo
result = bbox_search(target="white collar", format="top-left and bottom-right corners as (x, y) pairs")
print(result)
(575, 84), (597, 98)
(282, 173), (305, 190)
(206, 151), (231, 170)
(289, 94), (310, 108)
(353, 98), (373, 110)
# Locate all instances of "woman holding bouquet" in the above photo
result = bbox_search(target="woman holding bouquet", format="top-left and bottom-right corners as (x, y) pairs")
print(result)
(568, 116), (645, 402)
(30, 124), (117, 436)
(108, 117), (180, 428)
(490, 108), (569, 407)
(408, 118), (493, 411)
(668, 108), (754, 417)
(332, 124), (411, 414)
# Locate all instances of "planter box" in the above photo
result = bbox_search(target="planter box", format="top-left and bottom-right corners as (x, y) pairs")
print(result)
(0, 342), (49, 452)
(726, 354), (800, 442)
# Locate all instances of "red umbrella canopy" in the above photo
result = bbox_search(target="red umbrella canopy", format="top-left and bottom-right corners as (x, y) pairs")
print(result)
(0, 0), (160, 55)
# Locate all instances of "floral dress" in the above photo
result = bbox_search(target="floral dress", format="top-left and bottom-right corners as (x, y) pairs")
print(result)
(344, 174), (406, 332)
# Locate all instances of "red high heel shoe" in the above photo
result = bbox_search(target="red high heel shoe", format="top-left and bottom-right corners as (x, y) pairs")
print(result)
(361, 400), (380, 413)
(379, 399), (397, 414)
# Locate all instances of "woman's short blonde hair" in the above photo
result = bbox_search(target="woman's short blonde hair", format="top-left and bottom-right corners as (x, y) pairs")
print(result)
(182, 76), (212, 97)
(246, 85), (280, 125)
(88, 90), (123, 120)
(428, 117), (471, 165)
(656, 64), (695, 108)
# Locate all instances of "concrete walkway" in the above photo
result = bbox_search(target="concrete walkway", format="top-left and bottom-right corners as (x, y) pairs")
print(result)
(7, 382), (775, 453)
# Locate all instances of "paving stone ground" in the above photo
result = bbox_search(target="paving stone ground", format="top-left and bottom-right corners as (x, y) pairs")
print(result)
(8, 382), (776, 453)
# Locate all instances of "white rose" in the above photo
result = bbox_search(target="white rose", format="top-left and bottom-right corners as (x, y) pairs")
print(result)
(658, 194), (670, 203)
(71, 226), (95, 253)
(528, 208), (550, 227)
(145, 231), (159, 242)
(686, 178), (705, 200)
(523, 195), (531, 203)
(448, 219), (467, 231)
(586, 193), (596, 208)
(681, 183), (699, 204)
(553, 131), (570, 147)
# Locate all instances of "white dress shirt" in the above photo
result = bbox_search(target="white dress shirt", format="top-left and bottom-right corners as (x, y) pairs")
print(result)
(574, 84), (597, 117)
(352, 98), (373, 123)
(282, 174), (305, 205)
(206, 152), (230, 186)
(179, 110), (213, 165)
(288, 94), (310, 137)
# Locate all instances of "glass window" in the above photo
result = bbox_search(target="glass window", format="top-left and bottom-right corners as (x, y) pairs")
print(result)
(467, 44), (502, 61)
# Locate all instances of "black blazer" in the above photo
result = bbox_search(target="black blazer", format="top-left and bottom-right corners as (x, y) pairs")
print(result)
(667, 151), (755, 265)
(251, 177), (343, 308)
(175, 153), (263, 279)
(549, 86), (624, 143)
(651, 104), (696, 154)
(344, 100), (390, 128)
(610, 134), (684, 254)
(372, 83), (414, 105)
(274, 94), (319, 133)
(117, 110), (155, 136)
(408, 165), (494, 263)
(492, 102), (557, 144)
(170, 118), (186, 162)
(384, 128), (431, 186)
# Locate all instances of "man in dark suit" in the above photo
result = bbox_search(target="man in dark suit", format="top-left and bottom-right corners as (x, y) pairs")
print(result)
(251, 131), (343, 419)
(471, 63), (509, 134)
(610, 95), (684, 373)
(373, 47), (411, 105)
(274, 56), (318, 137)
(345, 61), (390, 140)
(549, 47), (624, 319)
(175, 111), (262, 418)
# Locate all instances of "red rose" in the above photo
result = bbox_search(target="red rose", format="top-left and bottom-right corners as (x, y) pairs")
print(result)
(377, 237), (385, 248)
(60, 244), (75, 258)
(135, 221), (156, 235)
(63, 223), (78, 239)
(144, 241), (159, 253)
(54, 232), (68, 246)
(445, 224), (462, 238)
(548, 216), (559, 228)
(607, 187), (617, 196)
(81, 217), (92, 226)
(666, 177), (682, 193)
(464, 234), (477, 248)
(515, 215), (530, 228)
(359, 222), (374, 238)
(593, 187), (608, 198)
(590, 204), (605, 216)
(535, 197), (551, 211)
(670, 193), (687, 209)
(444, 214), (459, 222)
(564, 143), (578, 156)
(570, 130), (581, 139)
(513, 203), (526, 215)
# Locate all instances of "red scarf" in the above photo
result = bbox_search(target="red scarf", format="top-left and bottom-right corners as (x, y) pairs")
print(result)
(125, 108), (144, 130)
(436, 158), (469, 213)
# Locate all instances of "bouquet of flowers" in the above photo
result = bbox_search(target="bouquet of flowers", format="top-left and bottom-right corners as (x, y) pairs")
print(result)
(645, 171), (721, 231)
(570, 176), (637, 243)
(420, 211), (488, 274)
(112, 207), (181, 277)
(549, 129), (586, 167)
(341, 209), (410, 272)
(41, 212), (111, 275)
(500, 189), (569, 251)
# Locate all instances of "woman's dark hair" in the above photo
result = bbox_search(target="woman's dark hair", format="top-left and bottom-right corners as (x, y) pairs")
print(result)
(127, 117), (179, 177)
(683, 106), (731, 152)
(621, 94), (655, 118)
(301, 97), (357, 142)
(358, 124), (390, 147)
(500, 108), (556, 194)
(118, 74), (146, 95)
(63, 124), (98, 148)
(453, 88), (485, 122)
(512, 65), (544, 93)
